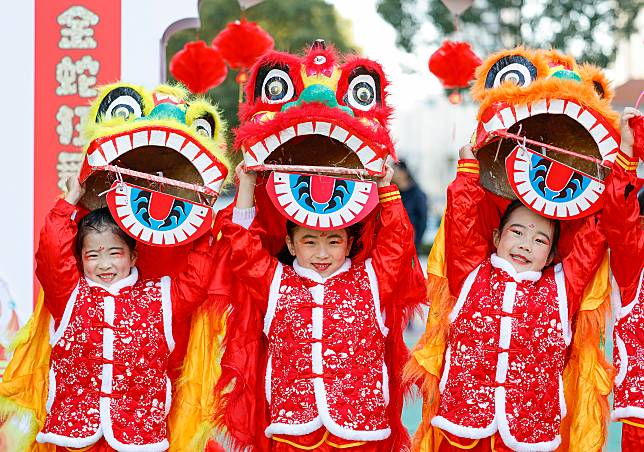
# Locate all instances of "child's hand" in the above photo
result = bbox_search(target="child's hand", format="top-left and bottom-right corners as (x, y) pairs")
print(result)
(64, 176), (85, 205)
(459, 144), (476, 160)
(375, 163), (394, 188)
(235, 162), (257, 209)
(620, 107), (642, 157)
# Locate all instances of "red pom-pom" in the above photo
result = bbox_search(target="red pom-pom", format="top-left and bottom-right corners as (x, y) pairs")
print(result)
(629, 115), (644, 161)
(429, 40), (481, 89)
(213, 18), (274, 70)
(170, 41), (228, 93)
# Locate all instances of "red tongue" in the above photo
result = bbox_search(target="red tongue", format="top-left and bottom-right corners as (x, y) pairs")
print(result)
(310, 175), (336, 204)
(544, 162), (574, 192)
(148, 192), (175, 221)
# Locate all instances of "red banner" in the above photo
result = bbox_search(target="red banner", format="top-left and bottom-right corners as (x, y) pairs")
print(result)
(34, 1), (121, 300)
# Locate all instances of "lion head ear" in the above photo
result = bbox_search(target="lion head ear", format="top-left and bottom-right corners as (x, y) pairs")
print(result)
(578, 64), (613, 101)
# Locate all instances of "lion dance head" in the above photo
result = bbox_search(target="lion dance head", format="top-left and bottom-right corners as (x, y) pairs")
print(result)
(471, 47), (620, 220)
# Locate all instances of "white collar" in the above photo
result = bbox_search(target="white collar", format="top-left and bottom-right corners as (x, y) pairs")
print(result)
(490, 253), (542, 282)
(293, 258), (352, 284)
(85, 267), (139, 295)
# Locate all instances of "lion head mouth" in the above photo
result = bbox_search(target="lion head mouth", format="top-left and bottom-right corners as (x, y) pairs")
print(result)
(79, 125), (225, 210)
(475, 99), (618, 199)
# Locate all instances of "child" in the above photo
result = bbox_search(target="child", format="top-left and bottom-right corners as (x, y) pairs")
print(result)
(33, 177), (216, 451)
(602, 107), (644, 449)
(219, 162), (417, 451)
(423, 145), (607, 451)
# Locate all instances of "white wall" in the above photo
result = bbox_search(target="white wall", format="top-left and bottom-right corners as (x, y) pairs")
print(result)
(0, 1), (35, 323)
(121, 0), (200, 88)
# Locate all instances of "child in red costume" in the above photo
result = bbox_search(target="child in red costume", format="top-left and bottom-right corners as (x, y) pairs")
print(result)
(219, 163), (416, 451)
(34, 177), (217, 451)
(430, 145), (607, 451)
(602, 107), (644, 450)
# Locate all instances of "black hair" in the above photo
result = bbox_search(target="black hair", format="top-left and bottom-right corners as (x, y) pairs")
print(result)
(638, 187), (644, 216)
(76, 208), (137, 256)
(276, 220), (363, 265)
(498, 199), (560, 261)
(394, 159), (417, 185)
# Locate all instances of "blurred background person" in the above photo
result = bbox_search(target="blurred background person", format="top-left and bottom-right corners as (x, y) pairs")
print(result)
(392, 160), (429, 253)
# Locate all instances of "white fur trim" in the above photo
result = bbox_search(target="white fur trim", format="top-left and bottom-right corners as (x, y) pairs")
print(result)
(438, 346), (451, 393)
(382, 361), (390, 406)
(263, 263), (283, 336)
(265, 354), (272, 404)
(553, 264), (571, 345)
(611, 407), (644, 422)
(159, 276), (175, 353)
(559, 375), (567, 418)
(293, 258), (351, 283)
(615, 334), (628, 386)
(619, 269), (643, 319)
(100, 397), (169, 451)
(501, 282), (516, 313)
(498, 317), (513, 350)
(265, 418), (323, 437)
(450, 264), (481, 322)
(45, 368), (56, 413)
(490, 254), (542, 282)
(495, 386), (561, 451)
(430, 415), (497, 440)
(85, 267), (139, 296)
(365, 259), (389, 336)
(312, 377), (391, 441)
(495, 352), (509, 384)
(36, 429), (103, 448)
(99, 291), (170, 451)
(165, 377), (172, 417)
(232, 206), (256, 229)
(49, 281), (80, 345)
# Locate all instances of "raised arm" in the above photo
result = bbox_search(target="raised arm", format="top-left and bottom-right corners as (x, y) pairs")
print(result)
(219, 163), (278, 307)
(370, 165), (419, 302)
(562, 213), (608, 314)
(445, 145), (491, 295)
(601, 108), (643, 301)
(171, 231), (218, 322)
(35, 178), (84, 321)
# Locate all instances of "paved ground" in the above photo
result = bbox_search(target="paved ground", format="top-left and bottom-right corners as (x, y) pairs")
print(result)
(401, 255), (622, 450)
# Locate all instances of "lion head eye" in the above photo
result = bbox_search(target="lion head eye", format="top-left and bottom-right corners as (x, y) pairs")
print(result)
(485, 55), (538, 89)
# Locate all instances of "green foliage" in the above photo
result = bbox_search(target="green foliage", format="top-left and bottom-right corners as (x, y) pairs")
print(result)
(166, 0), (356, 151)
(376, 0), (641, 67)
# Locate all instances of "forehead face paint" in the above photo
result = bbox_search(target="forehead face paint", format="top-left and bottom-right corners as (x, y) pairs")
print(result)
(98, 245), (105, 251)
(528, 224), (535, 229)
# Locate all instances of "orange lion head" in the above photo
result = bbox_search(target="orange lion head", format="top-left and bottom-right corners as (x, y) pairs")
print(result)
(471, 47), (620, 219)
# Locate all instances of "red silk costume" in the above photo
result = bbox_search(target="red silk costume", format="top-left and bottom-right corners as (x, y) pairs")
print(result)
(601, 151), (644, 450)
(431, 160), (607, 450)
(215, 185), (425, 450)
(34, 199), (215, 450)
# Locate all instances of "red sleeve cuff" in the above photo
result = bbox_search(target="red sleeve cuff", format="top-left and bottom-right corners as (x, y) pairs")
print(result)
(457, 159), (480, 174)
(614, 150), (638, 172)
(378, 185), (401, 204)
(53, 198), (81, 220)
